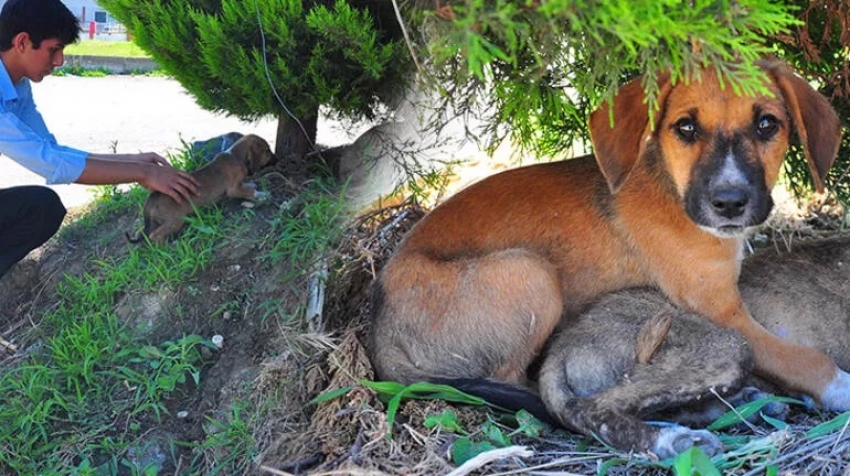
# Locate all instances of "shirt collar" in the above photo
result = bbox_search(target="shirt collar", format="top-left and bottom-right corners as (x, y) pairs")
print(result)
(0, 58), (20, 104)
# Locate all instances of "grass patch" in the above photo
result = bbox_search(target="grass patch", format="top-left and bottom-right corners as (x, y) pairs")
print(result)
(0, 313), (211, 473)
(0, 201), (232, 473)
(185, 399), (262, 475)
(260, 179), (347, 269)
(65, 39), (150, 58)
(53, 65), (164, 77)
(52, 65), (164, 77)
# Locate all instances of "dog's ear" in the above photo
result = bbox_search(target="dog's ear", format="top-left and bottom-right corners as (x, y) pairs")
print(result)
(248, 136), (275, 171)
(230, 134), (267, 172)
(764, 61), (841, 192)
(589, 75), (671, 193)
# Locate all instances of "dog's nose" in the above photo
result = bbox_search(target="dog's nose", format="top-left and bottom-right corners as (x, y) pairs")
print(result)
(710, 188), (749, 218)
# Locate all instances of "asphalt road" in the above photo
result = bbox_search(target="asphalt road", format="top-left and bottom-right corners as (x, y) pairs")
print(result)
(0, 74), (360, 209)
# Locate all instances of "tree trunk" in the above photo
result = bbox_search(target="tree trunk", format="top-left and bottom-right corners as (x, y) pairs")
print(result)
(274, 110), (318, 171)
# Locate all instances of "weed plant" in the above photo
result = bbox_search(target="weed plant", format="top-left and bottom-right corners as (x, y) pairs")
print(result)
(186, 399), (260, 475)
(260, 179), (347, 270)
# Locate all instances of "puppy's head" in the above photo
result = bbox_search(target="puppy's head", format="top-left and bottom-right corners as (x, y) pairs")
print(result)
(229, 134), (276, 173)
(590, 61), (841, 238)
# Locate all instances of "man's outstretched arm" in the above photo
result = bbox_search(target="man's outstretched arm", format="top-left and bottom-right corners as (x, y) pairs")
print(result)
(76, 153), (199, 203)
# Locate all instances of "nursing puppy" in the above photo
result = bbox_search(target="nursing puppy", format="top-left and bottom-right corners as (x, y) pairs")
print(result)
(541, 235), (850, 456)
(127, 134), (275, 244)
(368, 60), (844, 456)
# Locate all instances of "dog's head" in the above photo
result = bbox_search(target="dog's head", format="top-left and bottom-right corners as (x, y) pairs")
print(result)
(229, 134), (276, 173)
(589, 61), (841, 237)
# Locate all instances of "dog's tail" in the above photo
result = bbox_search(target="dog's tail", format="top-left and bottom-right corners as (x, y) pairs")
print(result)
(125, 230), (145, 244)
(125, 214), (158, 244)
(430, 377), (556, 426)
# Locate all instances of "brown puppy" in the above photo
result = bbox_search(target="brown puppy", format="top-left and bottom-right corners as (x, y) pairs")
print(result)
(542, 235), (850, 456)
(368, 60), (845, 455)
(127, 134), (275, 244)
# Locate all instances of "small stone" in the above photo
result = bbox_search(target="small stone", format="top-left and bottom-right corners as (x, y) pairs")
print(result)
(177, 411), (189, 419)
(212, 334), (224, 349)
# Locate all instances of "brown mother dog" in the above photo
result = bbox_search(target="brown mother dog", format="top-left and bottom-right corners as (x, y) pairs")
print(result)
(127, 134), (275, 244)
(369, 60), (845, 453)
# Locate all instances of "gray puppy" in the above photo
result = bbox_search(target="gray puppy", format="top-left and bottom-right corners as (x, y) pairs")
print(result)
(540, 234), (850, 458)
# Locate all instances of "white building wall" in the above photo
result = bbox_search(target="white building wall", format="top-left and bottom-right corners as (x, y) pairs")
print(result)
(0, 1), (117, 25)
(64, 1), (104, 24)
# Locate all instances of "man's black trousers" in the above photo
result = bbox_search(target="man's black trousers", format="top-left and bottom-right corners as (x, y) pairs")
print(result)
(0, 186), (65, 278)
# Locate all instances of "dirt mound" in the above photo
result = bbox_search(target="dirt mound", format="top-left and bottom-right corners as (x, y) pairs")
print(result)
(0, 163), (311, 472)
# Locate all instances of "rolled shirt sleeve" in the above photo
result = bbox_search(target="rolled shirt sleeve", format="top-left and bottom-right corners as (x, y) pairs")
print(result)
(0, 64), (89, 184)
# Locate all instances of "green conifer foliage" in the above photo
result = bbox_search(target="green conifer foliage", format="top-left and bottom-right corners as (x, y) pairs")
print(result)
(102, 1), (847, 203)
(99, 0), (411, 160)
(419, 0), (801, 158)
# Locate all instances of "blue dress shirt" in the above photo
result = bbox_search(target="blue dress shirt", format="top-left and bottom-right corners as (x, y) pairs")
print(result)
(0, 60), (88, 184)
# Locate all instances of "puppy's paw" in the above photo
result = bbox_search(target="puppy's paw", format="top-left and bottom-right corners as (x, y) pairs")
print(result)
(820, 370), (850, 411)
(653, 426), (723, 460)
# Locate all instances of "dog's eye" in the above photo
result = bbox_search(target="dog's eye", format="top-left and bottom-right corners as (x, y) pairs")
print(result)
(674, 118), (697, 142)
(756, 115), (779, 140)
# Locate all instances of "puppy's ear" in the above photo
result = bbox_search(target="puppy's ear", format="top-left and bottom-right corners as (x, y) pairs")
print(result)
(246, 136), (274, 172)
(589, 75), (670, 193)
(764, 61), (841, 192)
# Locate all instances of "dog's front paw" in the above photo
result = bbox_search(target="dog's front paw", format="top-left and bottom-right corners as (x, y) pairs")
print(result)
(653, 426), (723, 460)
(820, 370), (850, 411)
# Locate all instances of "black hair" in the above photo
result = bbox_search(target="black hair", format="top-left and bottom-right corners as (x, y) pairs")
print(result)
(0, 0), (80, 51)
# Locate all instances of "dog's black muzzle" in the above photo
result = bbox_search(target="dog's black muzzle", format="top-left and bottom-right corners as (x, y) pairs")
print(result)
(684, 136), (773, 236)
(709, 187), (750, 220)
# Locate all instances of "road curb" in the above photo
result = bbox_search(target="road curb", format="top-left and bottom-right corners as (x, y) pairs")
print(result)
(65, 55), (158, 74)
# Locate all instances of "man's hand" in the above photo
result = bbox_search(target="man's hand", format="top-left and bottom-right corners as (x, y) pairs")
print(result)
(137, 161), (199, 204)
(76, 153), (200, 204)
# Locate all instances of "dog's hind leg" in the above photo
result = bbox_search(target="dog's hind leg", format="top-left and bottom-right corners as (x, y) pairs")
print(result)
(124, 230), (144, 244)
(369, 248), (564, 385)
(146, 217), (185, 244)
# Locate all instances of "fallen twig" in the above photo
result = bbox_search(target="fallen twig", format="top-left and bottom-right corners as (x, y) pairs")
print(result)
(0, 335), (17, 353)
